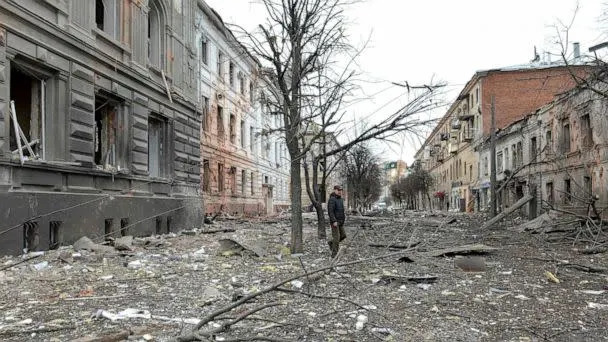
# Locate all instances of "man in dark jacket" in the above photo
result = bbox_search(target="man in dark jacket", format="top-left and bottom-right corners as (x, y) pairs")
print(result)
(327, 185), (346, 257)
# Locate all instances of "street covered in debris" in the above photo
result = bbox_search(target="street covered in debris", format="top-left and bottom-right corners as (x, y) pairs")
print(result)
(1, 211), (607, 342)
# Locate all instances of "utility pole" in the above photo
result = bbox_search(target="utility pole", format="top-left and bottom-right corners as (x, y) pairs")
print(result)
(489, 95), (497, 217)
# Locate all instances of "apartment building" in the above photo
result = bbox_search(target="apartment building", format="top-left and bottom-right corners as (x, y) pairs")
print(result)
(0, 0), (204, 254)
(415, 60), (589, 212)
(196, 3), (289, 216)
(479, 76), (608, 219)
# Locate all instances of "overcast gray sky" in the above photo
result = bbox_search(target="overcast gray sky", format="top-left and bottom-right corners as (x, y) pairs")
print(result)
(205, 0), (605, 165)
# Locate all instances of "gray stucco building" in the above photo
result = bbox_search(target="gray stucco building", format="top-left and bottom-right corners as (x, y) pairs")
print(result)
(0, 0), (203, 254)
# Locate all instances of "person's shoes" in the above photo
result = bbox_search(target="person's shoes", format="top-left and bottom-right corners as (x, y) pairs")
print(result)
(340, 235), (346, 242)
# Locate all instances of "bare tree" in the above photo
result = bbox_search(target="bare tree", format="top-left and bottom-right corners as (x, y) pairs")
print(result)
(237, 0), (442, 252)
(344, 143), (382, 213)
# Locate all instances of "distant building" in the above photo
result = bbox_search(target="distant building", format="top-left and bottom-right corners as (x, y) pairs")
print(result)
(381, 160), (407, 203)
(415, 56), (591, 212)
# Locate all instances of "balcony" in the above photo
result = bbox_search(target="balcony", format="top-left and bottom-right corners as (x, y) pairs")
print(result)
(440, 133), (449, 141)
(448, 142), (459, 154)
(451, 120), (461, 130)
(459, 111), (475, 121)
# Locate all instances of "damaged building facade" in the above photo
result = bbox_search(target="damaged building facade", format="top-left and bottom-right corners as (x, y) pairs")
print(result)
(0, 0), (204, 254)
(196, 3), (290, 216)
(415, 59), (589, 212)
(479, 77), (608, 219)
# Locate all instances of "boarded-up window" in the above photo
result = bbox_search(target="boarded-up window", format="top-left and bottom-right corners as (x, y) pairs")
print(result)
(201, 37), (208, 65)
(94, 94), (125, 168)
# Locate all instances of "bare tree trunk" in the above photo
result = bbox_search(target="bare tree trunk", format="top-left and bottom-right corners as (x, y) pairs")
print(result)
(290, 158), (303, 253)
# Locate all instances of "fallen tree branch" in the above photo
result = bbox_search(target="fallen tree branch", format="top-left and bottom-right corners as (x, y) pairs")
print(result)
(368, 241), (420, 249)
(200, 228), (236, 234)
(275, 287), (368, 311)
(481, 195), (533, 230)
(0, 253), (43, 271)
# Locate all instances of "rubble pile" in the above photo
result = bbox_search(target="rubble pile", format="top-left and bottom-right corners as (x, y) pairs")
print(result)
(0, 212), (607, 341)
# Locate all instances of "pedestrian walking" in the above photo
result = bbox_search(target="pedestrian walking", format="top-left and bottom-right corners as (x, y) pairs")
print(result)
(327, 185), (346, 257)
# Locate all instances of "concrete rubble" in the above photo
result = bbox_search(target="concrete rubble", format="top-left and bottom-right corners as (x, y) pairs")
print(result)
(0, 211), (606, 341)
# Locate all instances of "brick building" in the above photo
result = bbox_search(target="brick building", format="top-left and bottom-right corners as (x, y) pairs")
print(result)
(415, 59), (589, 212)
(0, 0), (204, 254)
(479, 75), (608, 219)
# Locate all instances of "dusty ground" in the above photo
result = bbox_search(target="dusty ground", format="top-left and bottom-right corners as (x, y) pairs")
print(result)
(0, 211), (607, 342)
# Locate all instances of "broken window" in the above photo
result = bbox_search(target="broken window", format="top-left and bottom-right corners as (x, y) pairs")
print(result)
(240, 120), (245, 148)
(581, 114), (593, 148)
(96, 0), (120, 39)
(229, 167), (237, 195)
(483, 156), (488, 176)
(94, 94), (124, 169)
(546, 182), (554, 204)
(104, 219), (113, 241)
(147, 0), (163, 69)
(120, 218), (129, 236)
(218, 163), (225, 192)
(201, 36), (208, 65)
(229, 114), (236, 144)
(148, 115), (167, 178)
(203, 159), (211, 192)
(217, 105), (225, 139)
(562, 120), (571, 153)
(511, 145), (516, 169)
(564, 179), (572, 204)
(229, 62), (235, 88)
(9, 64), (47, 161)
(23, 221), (39, 252)
(530, 137), (537, 162)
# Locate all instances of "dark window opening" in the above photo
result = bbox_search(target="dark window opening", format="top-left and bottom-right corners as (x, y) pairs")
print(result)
(264, 175), (269, 184)
(251, 171), (255, 195)
(167, 216), (172, 233)
(240, 120), (245, 148)
(202, 96), (209, 132)
(241, 170), (246, 195)
(9, 66), (45, 159)
(201, 38), (208, 65)
(155, 217), (162, 235)
(546, 130), (552, 152)
(530, 137), (537, 162)
(49, 221), (62, 250)
(23, 221), (39, 252)
(546, 182), (554, 204)
(94, 95), (123, 168)
(564, 179), (572, 204)
(203, 159), (211, 192)
(96, 0), (105, 30)
(217, 105), (224, 139)
(229, 62), (235, 87)
(229, 114), (236, 144)
(249, 82), (254, 102)
(104, 218), (113, 241)
(120, 218), (129, 236)
(217, 51), (223, 76)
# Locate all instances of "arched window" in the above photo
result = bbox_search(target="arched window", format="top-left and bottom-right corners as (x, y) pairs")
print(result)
(95, 0), (120, 39)
(147, 0), (163, 69)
